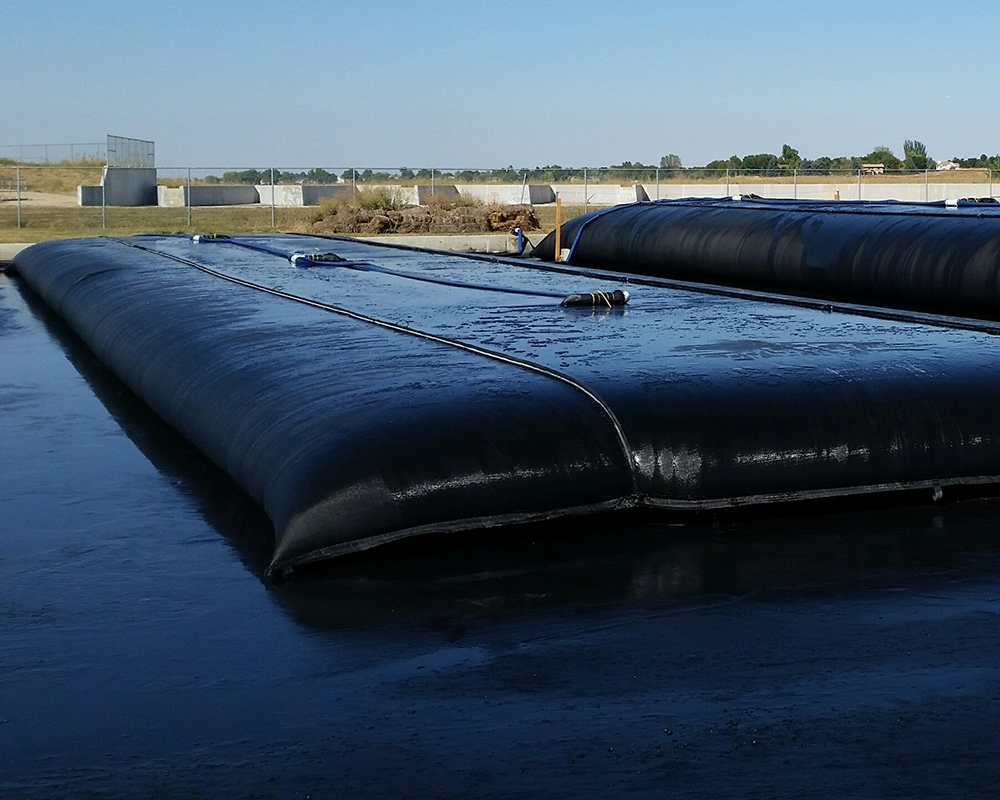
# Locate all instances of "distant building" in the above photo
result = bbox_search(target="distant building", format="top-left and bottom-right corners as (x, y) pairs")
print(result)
(936, 160), (961, 171)
(860, 163), (885, 175)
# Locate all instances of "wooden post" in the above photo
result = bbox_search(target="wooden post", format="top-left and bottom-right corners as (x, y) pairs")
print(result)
(554, 196), (562, 262)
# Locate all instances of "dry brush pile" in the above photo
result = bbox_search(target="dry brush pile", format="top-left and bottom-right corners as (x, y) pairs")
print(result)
(309, 188), (539, 235)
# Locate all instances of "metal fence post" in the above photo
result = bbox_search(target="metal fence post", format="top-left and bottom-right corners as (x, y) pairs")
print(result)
(925, 169), (929, 202)
(352, 168), (356, 199)
(186, 168), (192, 227)
(793, 168), (797, 200)
(655, 167), (660, 200)
(726, 168), (730, 196)
(102, 170), (106, 229)
(16, 166), (21, 229)
(430, 168), (435, 195)
(857, 169), (861, 201)
(991, 169), (993, 198)
(584, 167), (588, 214)
(270, 168), (276, 229)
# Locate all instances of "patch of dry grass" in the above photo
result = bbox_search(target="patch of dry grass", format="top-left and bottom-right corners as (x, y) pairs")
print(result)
(0, 161), (106, 196)
(354, 186), (407, 212)
(423, 192), (483, 210)
(0, 205), (317, 243)
(533, 205), (590, 232)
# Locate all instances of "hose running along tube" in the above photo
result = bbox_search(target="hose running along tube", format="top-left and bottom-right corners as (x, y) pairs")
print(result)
(194, 235), (571, 300)
(532, 198), (1000, 319)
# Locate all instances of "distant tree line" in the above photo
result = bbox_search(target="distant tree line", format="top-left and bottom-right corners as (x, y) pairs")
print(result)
(702, 141), (944, 175)
(946, 154), (1000, 169)
(199, 142), (1000, 185)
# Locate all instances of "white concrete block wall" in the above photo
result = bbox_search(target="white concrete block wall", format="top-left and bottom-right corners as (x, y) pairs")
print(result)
(642, 184), (731, 200)
(256, 185), (304, 206)
(140, 179), (1000, 210)
(550, 184), (646, 205)
(394, 187), (420, 206)
(455, 185), (555, 205)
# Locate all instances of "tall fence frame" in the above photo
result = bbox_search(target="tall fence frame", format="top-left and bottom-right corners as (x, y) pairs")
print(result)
(106, 136), (155, 169)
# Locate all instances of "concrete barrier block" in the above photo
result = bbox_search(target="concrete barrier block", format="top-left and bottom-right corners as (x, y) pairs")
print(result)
(189, 185), (259, 206)
(77, 186), (104, 206)
(455, 185), (554, 205)
(256, 185), (304, 206)
(106, 168), (157, 206)
(78, 168), (157, 206)
(555, 184), (637, 206)
(301, 185), (352, 205)
(622, 185), (649, 203)
(157, 186), (185, 207)
(416, 184), (459, 204)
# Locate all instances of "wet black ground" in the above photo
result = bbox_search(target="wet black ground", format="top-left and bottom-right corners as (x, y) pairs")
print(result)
(1, 268), (999, 798)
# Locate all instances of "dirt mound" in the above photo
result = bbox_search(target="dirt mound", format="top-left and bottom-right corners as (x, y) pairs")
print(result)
(310, 203), (539, 236)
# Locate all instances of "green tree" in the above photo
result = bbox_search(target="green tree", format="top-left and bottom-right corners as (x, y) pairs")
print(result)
(800, 156), (833, 174)
(903, 140), (933, 171)
(862, 146), (903, 171)
(705, 155), (742, 171)
(224, 169), (262, 184)
(779, 144), (801, 170)
(740, 153), (779, 175)
(306, 168), (336, 183)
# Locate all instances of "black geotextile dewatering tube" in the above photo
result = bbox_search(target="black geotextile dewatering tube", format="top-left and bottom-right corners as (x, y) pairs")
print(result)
(531, 198), (1000, 318)
(10, 237), (636, 576)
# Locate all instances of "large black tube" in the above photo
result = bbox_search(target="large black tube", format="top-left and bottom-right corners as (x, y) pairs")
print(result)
(11, 239), (633, 575)
(16, 234), (1000, 576)
(532, 199), (1000, 318)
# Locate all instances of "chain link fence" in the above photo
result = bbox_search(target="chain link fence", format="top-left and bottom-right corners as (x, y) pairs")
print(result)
(1, 164), (996, 238)
(0, 142), (106, 163)
(106, 136), (154, 168)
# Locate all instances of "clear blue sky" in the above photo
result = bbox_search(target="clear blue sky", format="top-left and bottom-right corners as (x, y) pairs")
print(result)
(4, 0), (997, 169)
